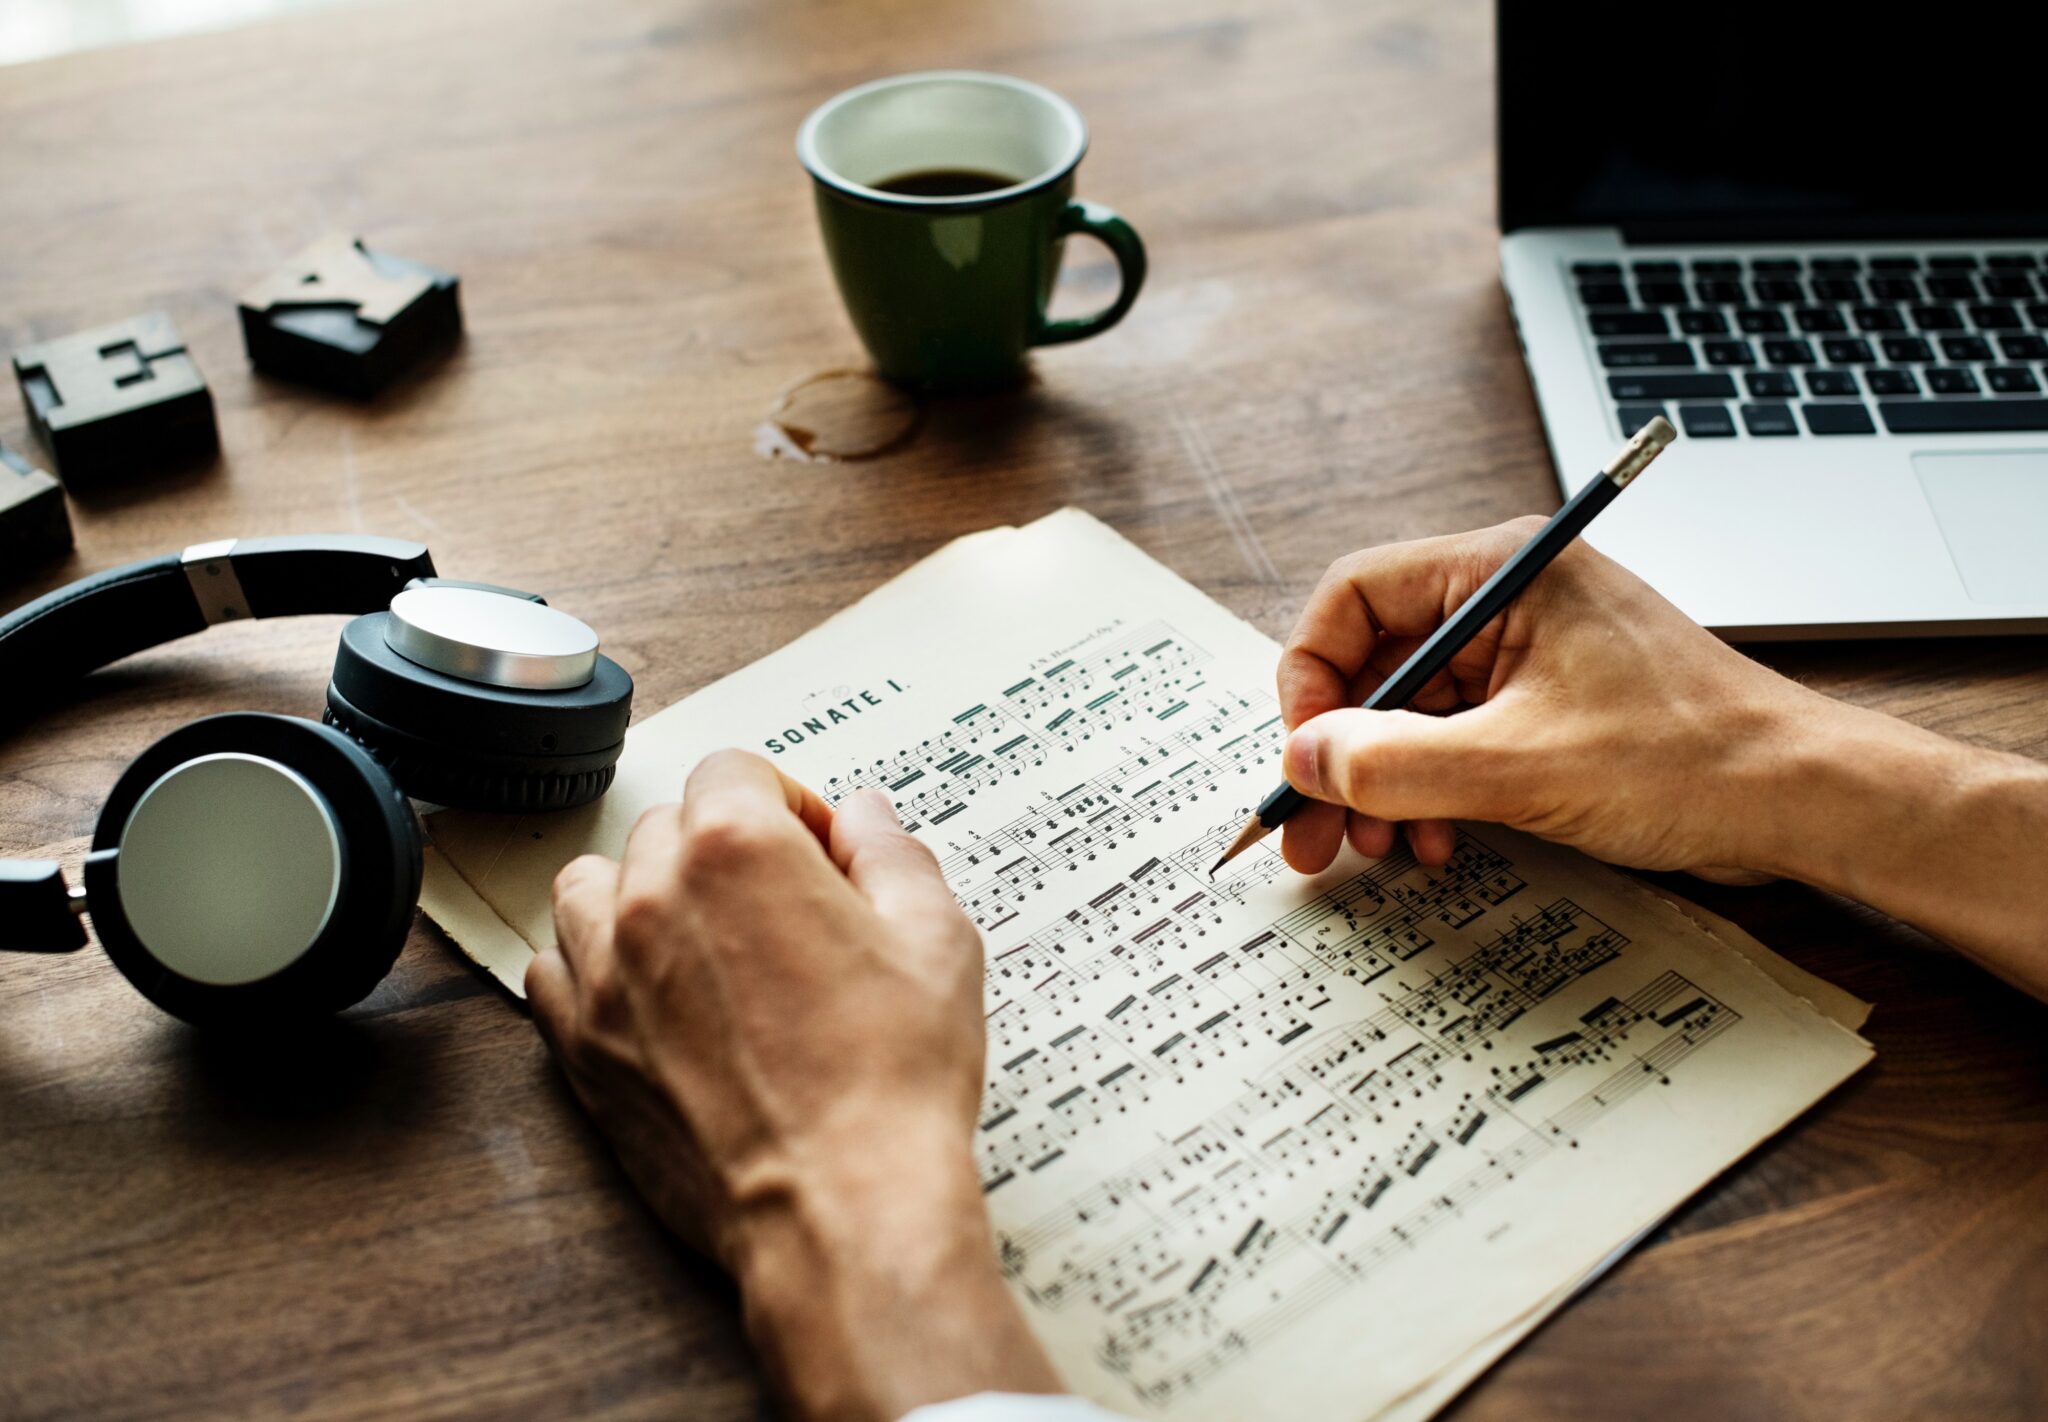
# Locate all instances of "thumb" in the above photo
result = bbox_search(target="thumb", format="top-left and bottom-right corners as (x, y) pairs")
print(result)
(828, 789), (963, 932)
(1284, 705), (1518, 825)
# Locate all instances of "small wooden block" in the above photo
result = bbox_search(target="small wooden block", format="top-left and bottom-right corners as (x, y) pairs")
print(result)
(239, 234), (463, 398)
(12, 312), (219, 485)
(0, 438), (73, 578)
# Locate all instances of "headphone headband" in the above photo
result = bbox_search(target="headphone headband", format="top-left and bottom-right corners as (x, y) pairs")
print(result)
(0, 534), (434, 716)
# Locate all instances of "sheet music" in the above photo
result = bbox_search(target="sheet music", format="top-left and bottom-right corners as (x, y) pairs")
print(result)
(422, 509), (1871, 1422)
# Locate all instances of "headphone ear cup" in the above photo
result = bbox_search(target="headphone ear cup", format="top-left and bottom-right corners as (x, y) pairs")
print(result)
(86, 713), (421, 1027)
(326, 611), (631, 813)
(322, 694), (617, 812)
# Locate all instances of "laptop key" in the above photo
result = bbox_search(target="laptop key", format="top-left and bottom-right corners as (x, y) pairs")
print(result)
(1870, 256), (1921, 271)
(1811, 277), (1862, 302)
(1677, 404), (1736, 437)
(1823, 337), (1876, 363)
(1912, 305), (1965, 331)
(1590, 310), (1669, 336)
(1631, 260), (1682, 278)
(1754, 258), (1802, 273)
(1941, 335), (1993, 361)
(1927, 367), (1980, 394)
(1694, 279), (1746, 305)
(1987, 254), (2039, 269)
(1852, 306), (1906, 332)
(1754, 278), (1804, 303)
(1883, 336), (1935, 362)
(1865, 368), (1919, 395)
(1985, 366), (2041, 394)
(2029, 304), (2048, 327)
(1692, 259), (1742, 276)
(1969, 304), (2023, 330)
(1802, 402), (1876, 435)
(1677, 308), (1728, 335)
(1926, 275), (1979, 300)
(1573, 261), (1622, 277)
(1615, 403), (1668, 434)
(1794, 307), (1848, 333)
(1745, 371), (1798, 398)
(1736, 307), (1789, 334)
(1806, 370), (1859, 397)
(1811, 257), (1862, 273)
(2000, 334), (2048, 360)
(1868, 276), (1921, 301)
(1600, 342), (1694, 368)
(1763, 339), (1816, 366)
(1983, 274), (2036, 300)
(1928, 255), (1980, 270)
(1741, 402), (1799, 436)
(1607, 373), (1738, 400)
(1578, 282), (1631, 306)
(1638, 281), (1690, 305)
(1879, 398), (2048, 433)
(1703, 340), (1755, 367)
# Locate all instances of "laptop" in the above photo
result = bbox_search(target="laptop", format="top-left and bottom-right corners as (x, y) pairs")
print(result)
(1496, 4), (2048, 639)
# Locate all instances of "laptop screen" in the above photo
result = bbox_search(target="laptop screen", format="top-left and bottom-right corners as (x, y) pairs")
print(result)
(1497, 4), (2047, 240)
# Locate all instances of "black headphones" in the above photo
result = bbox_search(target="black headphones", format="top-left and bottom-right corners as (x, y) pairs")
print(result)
(0, 534), (632, 1026)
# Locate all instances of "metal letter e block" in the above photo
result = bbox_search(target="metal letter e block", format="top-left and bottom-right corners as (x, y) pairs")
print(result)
(239, 234), (463, 398)
(11, 313), (219, 485)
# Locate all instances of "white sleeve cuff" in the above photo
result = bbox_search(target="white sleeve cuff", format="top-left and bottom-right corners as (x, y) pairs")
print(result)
(899, 1392), (1134, 1422)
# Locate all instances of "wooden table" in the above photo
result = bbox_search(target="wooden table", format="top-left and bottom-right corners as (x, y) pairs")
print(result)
(3, 1), (2044, 1417)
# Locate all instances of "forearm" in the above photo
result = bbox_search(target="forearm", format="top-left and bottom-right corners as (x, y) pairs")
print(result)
(731, 1116), (1061, 1422)
(1759, 695), (2048, 998)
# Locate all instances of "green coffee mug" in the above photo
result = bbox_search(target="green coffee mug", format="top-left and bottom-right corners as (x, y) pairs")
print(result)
(797, 71), (1147, 393)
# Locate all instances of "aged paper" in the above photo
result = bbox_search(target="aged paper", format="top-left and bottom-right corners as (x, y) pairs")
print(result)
(422, 509), (1872, 1421)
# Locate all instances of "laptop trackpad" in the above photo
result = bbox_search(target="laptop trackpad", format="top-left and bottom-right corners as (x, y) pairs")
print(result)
(1914, 451), (2048, 603)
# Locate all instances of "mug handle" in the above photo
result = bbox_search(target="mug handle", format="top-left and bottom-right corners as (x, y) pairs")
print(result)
(1033, 200), (1148, 347)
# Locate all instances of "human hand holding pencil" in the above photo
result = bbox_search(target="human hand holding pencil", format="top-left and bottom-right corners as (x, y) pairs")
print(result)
(1209, 416), (1814, 880)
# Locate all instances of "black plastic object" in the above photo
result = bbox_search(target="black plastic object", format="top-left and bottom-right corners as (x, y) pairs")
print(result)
(216, 533), (435, 618)
(0, 440), (72, 579)
(324, 611), (632, 812)
(11, 312), (218, 483)
(0, 858), (88, 952)
(0, 534), (433, 716)
(239, 235), (463, 398)
(0, 552), (198, 696)
(84, 713), (422, 1026)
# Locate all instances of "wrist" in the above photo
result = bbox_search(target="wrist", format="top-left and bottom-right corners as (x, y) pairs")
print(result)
(731, 1115), (1060, 1422)
(1738, 689), (2048, 994)
(1683, 672), (1849, 880)
(1745, 691), (1929, 890)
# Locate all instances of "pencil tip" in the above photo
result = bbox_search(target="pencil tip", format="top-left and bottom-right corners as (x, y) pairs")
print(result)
(1210, 816), (1271, 880)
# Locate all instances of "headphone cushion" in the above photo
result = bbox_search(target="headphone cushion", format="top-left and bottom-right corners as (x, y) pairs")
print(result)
(326, 611), (631, 813)
(324, 686), (621, 814)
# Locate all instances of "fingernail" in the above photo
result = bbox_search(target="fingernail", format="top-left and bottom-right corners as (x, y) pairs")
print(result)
(1285, 727), (1325, 798)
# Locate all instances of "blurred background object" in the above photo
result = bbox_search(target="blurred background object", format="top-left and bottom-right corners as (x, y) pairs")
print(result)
(0, 0), (355, 65)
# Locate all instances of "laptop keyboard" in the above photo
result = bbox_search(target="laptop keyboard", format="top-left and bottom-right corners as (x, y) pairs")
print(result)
(1570, 251), (2048, 439)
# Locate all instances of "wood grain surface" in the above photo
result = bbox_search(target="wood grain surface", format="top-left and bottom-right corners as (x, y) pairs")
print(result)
(2, 1), (2044, 1418)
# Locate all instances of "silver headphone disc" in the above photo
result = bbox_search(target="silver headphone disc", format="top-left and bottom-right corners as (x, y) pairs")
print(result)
(384, 585), (599, 691)
(116, 753), (343, 987)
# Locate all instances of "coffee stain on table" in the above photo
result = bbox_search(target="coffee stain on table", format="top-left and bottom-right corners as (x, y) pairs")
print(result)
(754, 369), (923, 462)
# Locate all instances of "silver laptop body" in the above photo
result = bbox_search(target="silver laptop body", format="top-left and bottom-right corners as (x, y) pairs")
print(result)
(1495, 7), (2048, 639)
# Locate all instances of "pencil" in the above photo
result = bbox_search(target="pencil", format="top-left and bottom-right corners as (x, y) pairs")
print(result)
(1209, 415), (1677, 876)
